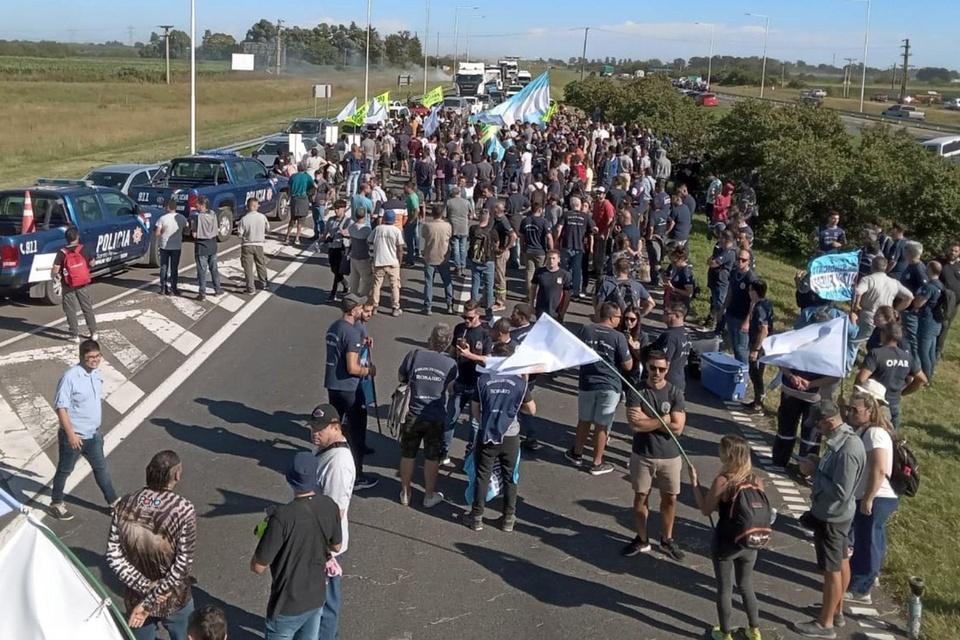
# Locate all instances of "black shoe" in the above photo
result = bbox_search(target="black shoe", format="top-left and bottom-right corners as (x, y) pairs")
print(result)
(198, 294), (205, 302)
(563, 449), (584, 467)
(354, 475), (379, 490)
(621, 535), (651, 556)
(589, 462), (615, 476)
(459, 513), (483, 531)
(171, 289), (182, 296)
(660, 537), (685, 561)
(521, 437), (542, 452)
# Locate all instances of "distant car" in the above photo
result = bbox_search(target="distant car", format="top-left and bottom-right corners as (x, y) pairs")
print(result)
(388, 104), (411, 120)
(696, 93), (719, 107)
(945, 98), (960, 111)
(801, 93), (823, 106)
(882, 104), (926, 121)
(284, 118), (332, 142)
(441, 96), (470, 116)
(871, 92), (889, 103)
(82, 164), (163, 197)
(810, 89), (827, 98)
(253, 135), (320, 168)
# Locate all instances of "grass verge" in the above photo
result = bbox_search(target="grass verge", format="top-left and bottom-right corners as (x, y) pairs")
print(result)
(686, 217), (960, 639)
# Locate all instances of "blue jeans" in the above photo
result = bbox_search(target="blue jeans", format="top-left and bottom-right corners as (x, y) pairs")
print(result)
(195, 252), (221, 295)
(159, 248), (181, 291)
(469, 260), (495, 314)
(902, 311), (919, 359)
(424, 262), (453, 308)
(313, 205), (326, 239)
(51, 430), (117, 505)
(445, 381), (480, 454)
(346, 170), (360, 197)
(918, 320), (941, 382)
(133, 598), (194, 640)
(849, 497), (899, 595)
(451, 235), (468, 270)
(724, 312), (750, 364)
(318, 568), (342, 640)
(265, 606), (323, 640)
(889, 403), (902, 429)
(403, 221), (420, 262)
(560, 248), (584, 295)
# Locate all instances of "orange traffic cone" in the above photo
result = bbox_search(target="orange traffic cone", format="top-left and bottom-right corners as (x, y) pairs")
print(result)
(21, 190), (36, 234)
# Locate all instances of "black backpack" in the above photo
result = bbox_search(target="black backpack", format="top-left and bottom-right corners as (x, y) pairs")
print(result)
(931, 287), (956, 323)
(889, 437), (921, 497)
(604, 278), (638, 311)
(723, 480), (773, 550)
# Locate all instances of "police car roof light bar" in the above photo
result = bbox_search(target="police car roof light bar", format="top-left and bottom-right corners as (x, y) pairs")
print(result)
(35, 178), (94, 187)
(195, 150), (240, 157)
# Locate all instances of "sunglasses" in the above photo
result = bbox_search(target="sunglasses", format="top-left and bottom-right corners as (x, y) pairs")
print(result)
(462, 314), (479, 321)
(624, 316), (638, 322)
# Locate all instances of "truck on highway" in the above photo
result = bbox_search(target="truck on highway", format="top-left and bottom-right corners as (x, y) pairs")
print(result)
(498, 57), (520, 83)
(0, 180), (164, 304)
(455, 62), (486, 97)
(130, 152), (290, 243)
(882, 104), (926, 121)
(484, 65), (504, 91)
(516, 70), (532, 87)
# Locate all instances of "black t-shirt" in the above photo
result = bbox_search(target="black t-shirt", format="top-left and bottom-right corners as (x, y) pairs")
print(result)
(748, 299), (774, 347)
(727, 269), (758, 320)
(557, 210), (594, 251)
(577, 324), (631, 392)
(460, 162), (478, 186)
(506, 193), (530, 217)
(607, 187), (626, 210)
(938, 257), (960, 296)
(629, 380), (685, 459)
(520, 215), (552, 254)
(452, 322), (492, 385)
(647, 209), (669, 239)
(254, 495), (342, 618)
(651, 326), (691, 391)
(533, 267), (572, 317)
(669, 204), (692, 241)
(399, 349), (458, 422)
(415, 159), (435, 185)
(53, 244), (93, 276)
(492, 216), (514, 249)
(862, 345), (919, 406)
(669, 264), (696, 299)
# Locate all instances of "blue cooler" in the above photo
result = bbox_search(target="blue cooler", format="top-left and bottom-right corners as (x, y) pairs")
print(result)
(700, 351), (749, 401)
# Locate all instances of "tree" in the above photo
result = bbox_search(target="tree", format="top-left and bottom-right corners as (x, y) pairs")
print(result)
(245, 19), (277, 43)
(138, 29), (190, 59)
(198, 30), (239, 60)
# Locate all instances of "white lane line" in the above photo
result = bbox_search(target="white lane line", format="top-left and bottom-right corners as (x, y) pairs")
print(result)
(98, 358), (144, 415)
(849, 606), (881, 617)
(217, 294), (244, 313)
(0, 395), (56, 506)
(3, 380), (57, 447)
(781, 495), (807, 504)
(97, 309), (197, 356)
(96, 328), (150, 374)
(861, 634), (894, 640)
(167, 295), (206, 321)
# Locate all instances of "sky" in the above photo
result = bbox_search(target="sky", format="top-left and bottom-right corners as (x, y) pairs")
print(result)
(3, 0), (959, 69)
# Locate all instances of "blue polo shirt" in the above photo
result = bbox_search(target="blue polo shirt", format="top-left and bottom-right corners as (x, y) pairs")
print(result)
(324, 319), (364, 393)
(55, 364), (103, 439)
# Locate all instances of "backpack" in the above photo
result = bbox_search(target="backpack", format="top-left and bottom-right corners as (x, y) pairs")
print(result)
(723, 480), (773, 550)
(61, 245), (91, 288)
(388, 382), (412, 439)
(888, 437), (920, 497)
(932, 287), (956, 323)
(468, 228), (489, 264)
(605, 278), (638, 311)
(530, 184), (548, 209)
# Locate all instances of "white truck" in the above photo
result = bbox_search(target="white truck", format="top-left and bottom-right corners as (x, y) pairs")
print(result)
(516, 70), (532, 87)
(484, 65), (504, 91)
(455, 61), (486, 97)
(882, 104), (926, 121)
(498, 57), (520, 83)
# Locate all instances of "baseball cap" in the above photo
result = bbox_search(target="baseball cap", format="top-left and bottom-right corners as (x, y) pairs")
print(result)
(812, 399), (841, 422)
(383, 209), (397, 224)
(854, 379), (889, 406)
(308, 403), (340, 429)
(595, 186), (606, 193)
(286, 451), (320, 494)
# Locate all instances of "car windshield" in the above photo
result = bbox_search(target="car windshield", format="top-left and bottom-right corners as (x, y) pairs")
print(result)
(287, 120), (322, 135)
(259, 141), (287, 155)
(442, 98), (463, 108)
(84, 171), (129, 190)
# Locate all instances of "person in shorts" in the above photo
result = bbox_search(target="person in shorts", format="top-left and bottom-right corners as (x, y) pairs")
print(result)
(564, 302), (633, 476)
(794, 400), (866, 638)
(397, 323), (458, 509)
(622, 349), (687, 561)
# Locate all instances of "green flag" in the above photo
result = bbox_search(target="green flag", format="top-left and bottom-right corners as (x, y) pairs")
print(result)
(542, 101), (559, 123)
(422, 86), (444, 107)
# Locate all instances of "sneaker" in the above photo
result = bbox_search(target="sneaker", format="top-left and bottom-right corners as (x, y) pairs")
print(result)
(69, 335), (80, 344)
(563, 449), (584, 467)
(521, 437), (542, 452)
(354, 475), (379, 490)
(710, 628), (733, 640)
(491, 303), (506, 312)
(439, 457), (455, 469)
(49, 503), (74, 521)
(447, 303), (455, 314)
(660, 537), (686, 561)
(399, 490), (410, 506)
(89, 332), (98, 341)
(424, 308), (433, 316)
(620, 535), (652, 557)
(844, 591), (872, 605)
(589, 462), (615, 476)
(423, 492), (444, 509)
(109, 498), (120, 511)
(742, 628), (763, 640)
(500, 514), (516, 532)
(391, 308), (402, 317)
(792, 620), (837, 639)
(459, 513), (483, 531)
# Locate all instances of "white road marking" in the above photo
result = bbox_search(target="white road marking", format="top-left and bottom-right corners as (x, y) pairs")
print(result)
(217, 293), (244, 312)
(96, 328), (149, 374)
(3, 380), (57, 447)
(167, 295), (206, 321)
(96, 309), (197, 356)
(780, 495), (807, 504)
(0, 395), (56, 507)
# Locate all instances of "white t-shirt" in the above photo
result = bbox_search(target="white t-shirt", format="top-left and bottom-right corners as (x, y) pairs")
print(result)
(370, 223), (405, 267)
(316, 442), (356, 556)
(856, 426), (897, 500)
(856, 273), (913, 325)
(156, 212), (187, 251)
(521, 151), (533, 174)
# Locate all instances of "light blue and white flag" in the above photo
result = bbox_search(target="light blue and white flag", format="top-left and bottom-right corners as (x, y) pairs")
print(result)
(476, 71), (551, 127)
(486, 135), (506, 163)
(423, 106), (440, 138)
(808, 250), (861, 301)
(760, 316), (850, 378)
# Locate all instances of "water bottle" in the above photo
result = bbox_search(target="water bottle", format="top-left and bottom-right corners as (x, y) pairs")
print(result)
(908, 576), (924, 639)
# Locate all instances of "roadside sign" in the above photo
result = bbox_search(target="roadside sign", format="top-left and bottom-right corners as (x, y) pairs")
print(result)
(312, 84), (333, 117)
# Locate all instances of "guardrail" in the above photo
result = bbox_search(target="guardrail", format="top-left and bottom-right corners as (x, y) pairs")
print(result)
(215, 132), (278, 153)
(713, 91), (960, 135)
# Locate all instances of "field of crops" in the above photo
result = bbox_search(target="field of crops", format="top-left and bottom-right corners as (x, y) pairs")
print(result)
(0, 56), (230, 83)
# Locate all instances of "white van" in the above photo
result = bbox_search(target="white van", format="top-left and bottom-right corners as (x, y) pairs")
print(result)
(921, 135), (960, 159)
(442, 96), (469, 116)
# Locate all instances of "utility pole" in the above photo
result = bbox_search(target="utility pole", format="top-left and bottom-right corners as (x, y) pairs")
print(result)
(579, 27), (590, 81)
(780, 61), (786, 87)
(844, 57), (857, 98)
(159, 25), (173, 85)
(891, 63), (897, 91)
(900, 39), (910, 101)
(423, 0), (430, 93)
(127, 26), (134, 46)
(275, 19), (284, 76)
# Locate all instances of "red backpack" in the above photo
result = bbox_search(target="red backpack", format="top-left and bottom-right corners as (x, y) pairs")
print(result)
(61, 245), (91, 288)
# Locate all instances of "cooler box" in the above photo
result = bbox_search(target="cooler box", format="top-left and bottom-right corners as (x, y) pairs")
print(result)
(700, 351), (748, 401)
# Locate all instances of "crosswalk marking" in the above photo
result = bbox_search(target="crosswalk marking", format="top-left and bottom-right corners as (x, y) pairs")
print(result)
(167, 295), (206, 321)
(97, 328), (150, 374)
(96, 309), (198, 356)
(218, 293), (244, 312)
(0, 395), (56, 506)
(4, 380), (57, 447)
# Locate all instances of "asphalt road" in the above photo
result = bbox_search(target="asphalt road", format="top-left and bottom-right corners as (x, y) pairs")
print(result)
(2, 243), (908, 640)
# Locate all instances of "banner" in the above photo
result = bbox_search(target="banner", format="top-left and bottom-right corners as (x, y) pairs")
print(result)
(479, 123), (499, 143)
(542, 101), (559, 123)
(760, 316), (850, 378)
(364, 99), (387, 125)
(481, 313), (599, 375)
(808, 250), (861, 301)
(421, 85), (444, 107)
(334, 97), (357, 123)
(423, 106), (440, 138)
(374, 91), (390, 107)
(345, 101), (370, 126)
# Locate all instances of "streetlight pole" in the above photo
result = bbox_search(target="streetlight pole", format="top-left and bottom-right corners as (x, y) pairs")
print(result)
(189, 0), (196, 154)
(746, 13), (771, 98)
(465, 15), (484, 62)
(857, 0), (872, 112)
(364, 0), (372, 103)
(694, 22), (714, 88)
(453, 6), (479, 75)
(159, 25), (173, 85)
(423, 0), (430, 93)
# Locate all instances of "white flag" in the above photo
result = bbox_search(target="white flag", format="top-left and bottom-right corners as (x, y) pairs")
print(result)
(364, 98), (387, 125)
(334, 97), (357, 123)
(423, 106), (440, 138)
(760, 316), (849, 378)
(481, 313), (599, 375)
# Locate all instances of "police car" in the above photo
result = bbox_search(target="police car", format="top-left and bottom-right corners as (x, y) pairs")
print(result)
(0, 180), (163, 304)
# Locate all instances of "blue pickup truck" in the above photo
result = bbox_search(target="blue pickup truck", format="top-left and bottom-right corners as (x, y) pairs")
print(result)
(129, 152), (291, 242)
(0, 181), (164, 304)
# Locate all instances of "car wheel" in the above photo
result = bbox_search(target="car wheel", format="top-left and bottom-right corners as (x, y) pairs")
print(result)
(42, 277), (62, 306)
(217, 208), (234, 242)
(274, 191), (291, 222)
